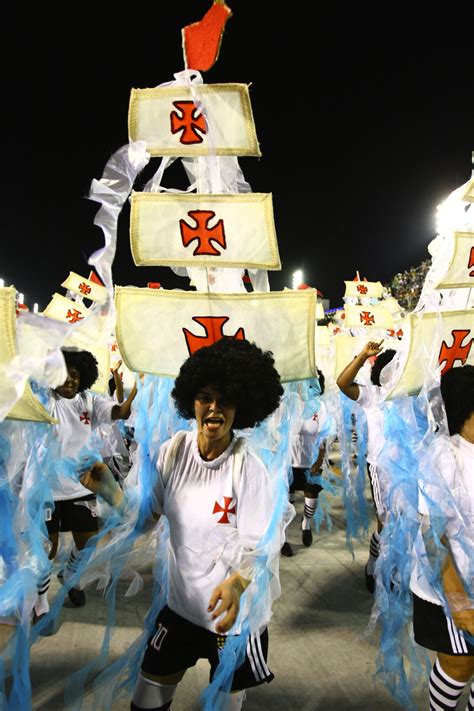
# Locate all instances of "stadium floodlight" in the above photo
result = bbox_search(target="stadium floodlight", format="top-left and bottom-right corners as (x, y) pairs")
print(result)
(292, 269), (303, 290)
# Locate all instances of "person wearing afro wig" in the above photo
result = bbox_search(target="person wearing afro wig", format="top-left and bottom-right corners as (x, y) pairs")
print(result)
(336, 340), (396, 593)
(34, 348), (137, 618)
(410, 365), (474, 710)
(80, 337), (284, 711)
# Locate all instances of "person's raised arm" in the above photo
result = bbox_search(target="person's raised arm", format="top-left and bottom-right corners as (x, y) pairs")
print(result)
(336, 340), (384, 401)
(111, 359), (124, 403)
(112, 379), (138, 420)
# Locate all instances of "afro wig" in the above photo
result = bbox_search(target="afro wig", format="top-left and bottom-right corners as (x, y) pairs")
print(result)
(61, 348), (99, 392)
(171, 338), (283, 430)
(440, 364), (474, 436)
(370, 349), (396, 386)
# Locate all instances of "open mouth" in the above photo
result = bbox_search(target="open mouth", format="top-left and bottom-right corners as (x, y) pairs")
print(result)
(204, 417), (224, 431)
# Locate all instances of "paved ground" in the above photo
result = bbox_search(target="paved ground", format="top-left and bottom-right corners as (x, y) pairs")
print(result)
(27, 456), (458, 711)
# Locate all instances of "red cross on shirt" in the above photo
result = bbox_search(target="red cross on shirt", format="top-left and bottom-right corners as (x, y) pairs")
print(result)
(80, 411), (91, 425)
(213, 496), (236, 524)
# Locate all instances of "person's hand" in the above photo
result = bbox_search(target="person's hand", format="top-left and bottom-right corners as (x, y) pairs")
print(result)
(451, 608), (474, 635)
(208, 574), (247, 633)
(110, 359), (122, 374)
(80, 462), (123, 507)
(310, 463), (321, 475)
(360, 340), (384, 359)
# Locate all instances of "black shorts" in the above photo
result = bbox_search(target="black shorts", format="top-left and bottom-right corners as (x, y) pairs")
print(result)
(289, 467), (322, 497)
(46, 495), (99, 535)
(141, 606), (274, 690)
(413, 594), (474, 656)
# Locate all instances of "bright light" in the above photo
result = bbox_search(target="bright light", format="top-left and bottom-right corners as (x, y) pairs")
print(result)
(0, 278), (4, 288)
(292, 269), (303, 290)
(33, 303), (39, 313)
(18, 292), (24, 304)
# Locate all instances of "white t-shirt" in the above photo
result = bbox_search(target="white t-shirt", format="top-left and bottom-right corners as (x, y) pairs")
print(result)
(48, 391), (115, 501)
(291, 400), (328, 468)
(153, 430), (273, 633)
(410, 433), (474, 606)
(356, 383), (386, 466)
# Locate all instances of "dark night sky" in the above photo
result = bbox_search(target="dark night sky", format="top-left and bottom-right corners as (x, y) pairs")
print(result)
(3, 6), (473, 310)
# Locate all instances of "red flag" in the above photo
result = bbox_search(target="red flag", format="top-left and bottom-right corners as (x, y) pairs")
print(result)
(182, 1), (232, 72)
(88, 270), (105, 287)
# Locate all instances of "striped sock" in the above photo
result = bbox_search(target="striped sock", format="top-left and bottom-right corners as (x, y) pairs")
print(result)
(366, 531), (380, 576)
(64, 547), (83, 588)
(302, 498), (317, 530)
(35, 566), (52, 616)
(429, 659), (465, 710)
(466, 681), (474, 711)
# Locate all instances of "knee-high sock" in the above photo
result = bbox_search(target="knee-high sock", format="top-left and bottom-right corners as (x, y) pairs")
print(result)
(215, 690), (246, 710)
(63, 546), (84, 588)
(429, 659), (466, 710)
(366, 531), (380, 576)
(131, 674), (177, 710)
(35, 564), (52, 616)
(302, 497), (317, 530)
(466, 680), (474, 711)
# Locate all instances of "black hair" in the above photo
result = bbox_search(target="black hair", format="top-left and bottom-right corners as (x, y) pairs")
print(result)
(171, 338), (283, 429)
(61, 348), (99, 392)
(440, 365), (474, 435)
(370, 349), (396, 386)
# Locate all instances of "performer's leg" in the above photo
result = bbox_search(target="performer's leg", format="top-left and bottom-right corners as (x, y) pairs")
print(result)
(430, 654), (473, 709)
(34, 509), (59, 621)
(466, 679), (474, 711)
(281, 481), (295, 557)
(215, 690), (246, 710)
(62, 530), (96, 607)
(131, 671), (184, 710)
(301, 479), (321, 547)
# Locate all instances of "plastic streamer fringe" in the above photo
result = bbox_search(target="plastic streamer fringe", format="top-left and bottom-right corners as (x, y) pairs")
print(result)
(336, 393), (369, 556)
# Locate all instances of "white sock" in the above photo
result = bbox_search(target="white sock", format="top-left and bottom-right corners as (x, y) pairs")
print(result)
(429, 659), (465, 710)
(302, 497), (317, 530)
(366, 531), (380, 576)
(34, 567), (51, 616)
(216, 690), (246, 710)
(63, 547), (84, 588)
(466, 680), (474, 711)
(132, 673), (177, 709)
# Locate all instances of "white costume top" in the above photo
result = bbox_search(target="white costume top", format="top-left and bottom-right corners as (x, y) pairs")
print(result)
(291, 400), (328, 468)
(47, 391), (115, 501)
(356, 384), (385, 466)
(153, 430), (273, 633)
(410, 434), (474, 606)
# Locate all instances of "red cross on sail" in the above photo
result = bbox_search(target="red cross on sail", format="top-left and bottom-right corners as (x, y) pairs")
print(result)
(183, 316), (245, 356)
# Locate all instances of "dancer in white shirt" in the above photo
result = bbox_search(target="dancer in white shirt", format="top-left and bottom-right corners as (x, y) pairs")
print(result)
(336, 340), (396, 592)
(80, 337), (284, 711)
(411, 365), (474, 710)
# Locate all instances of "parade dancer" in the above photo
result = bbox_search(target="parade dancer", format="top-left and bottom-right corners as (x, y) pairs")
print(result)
(282, 371), (330, 556)
(336, 340), (396, 592)
(410, 365), (474, 710)
(80, 338), (284, 711)
(34, 348), (137, 617)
